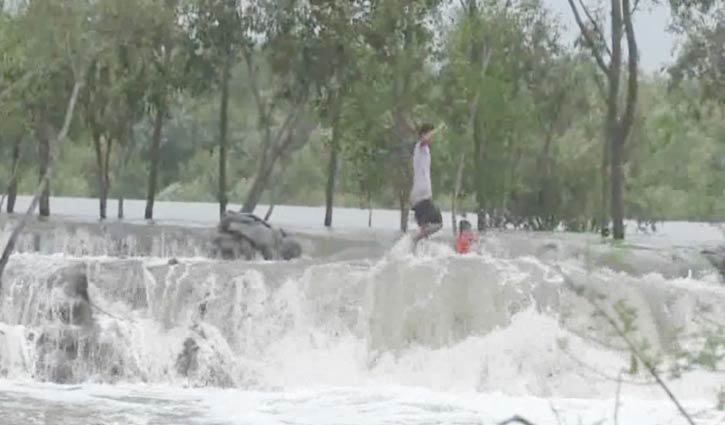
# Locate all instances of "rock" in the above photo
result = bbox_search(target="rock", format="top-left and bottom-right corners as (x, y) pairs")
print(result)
(212, 212), (302, 261)
(701, 246), (725, 279)
(280, 237), (302, 260)
(47, 264), (93, 327)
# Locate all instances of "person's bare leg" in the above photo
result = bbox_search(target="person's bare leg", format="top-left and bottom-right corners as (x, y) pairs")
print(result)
(412, 222), (442, 252)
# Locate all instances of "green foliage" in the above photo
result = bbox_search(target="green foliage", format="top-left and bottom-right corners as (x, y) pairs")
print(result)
(0, 0), (722, 226)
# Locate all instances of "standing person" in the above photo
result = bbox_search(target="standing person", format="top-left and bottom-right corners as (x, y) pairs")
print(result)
(410, 123), (442, 247)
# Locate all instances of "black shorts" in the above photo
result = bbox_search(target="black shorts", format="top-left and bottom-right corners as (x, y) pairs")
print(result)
(413, 199), (442, 226)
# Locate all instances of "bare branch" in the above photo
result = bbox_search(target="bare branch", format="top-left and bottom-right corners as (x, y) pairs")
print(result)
(499, 416), (538, 425)
(566, 0), (609, 75)
(578, 0), (612, 58)
(242, 46), (268, 124)
(560, 344), (657, 386)
(548, 402), (564, 425)
(271, 102), (305, 155)
(555, 266), (696, 425)
(0, 70), (38, 103)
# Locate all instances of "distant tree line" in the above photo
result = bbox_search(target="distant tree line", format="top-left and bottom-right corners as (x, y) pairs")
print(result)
(0, 0), (722, 239)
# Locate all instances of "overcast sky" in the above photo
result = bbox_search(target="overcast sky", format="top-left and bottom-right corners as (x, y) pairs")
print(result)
(543, 0), (678, 73)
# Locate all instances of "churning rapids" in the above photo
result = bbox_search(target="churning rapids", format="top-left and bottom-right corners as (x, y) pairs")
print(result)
(0, 197), (724, 425)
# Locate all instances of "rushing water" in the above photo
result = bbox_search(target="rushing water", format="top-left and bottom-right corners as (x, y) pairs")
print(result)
(0, 197), (723, 424)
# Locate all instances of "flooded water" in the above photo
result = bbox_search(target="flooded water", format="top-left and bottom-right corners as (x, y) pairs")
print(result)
(0, 196), (723, 424)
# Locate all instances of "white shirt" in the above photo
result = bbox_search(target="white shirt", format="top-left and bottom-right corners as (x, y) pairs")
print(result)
(410, 141), (432, 205)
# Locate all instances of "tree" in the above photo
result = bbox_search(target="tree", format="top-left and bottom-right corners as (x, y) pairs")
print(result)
(143, 0), (188, 220)
(355, 0), (442, 232)
(77, 0), (152, 219)
(0, 8), (29, 214)
(567, 0), (640, 239)
(0, 0), (97, 285)
(237, 0), (318, 213)
(14, 0), (99, 218)
(185, 0), (247, 217)
(668, 0), (724, 105)
(303, 1), (359, 227)
(442, 0), (566, 230)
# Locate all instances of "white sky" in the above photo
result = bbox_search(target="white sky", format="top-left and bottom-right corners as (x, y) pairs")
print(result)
(544, 0), (678, 73)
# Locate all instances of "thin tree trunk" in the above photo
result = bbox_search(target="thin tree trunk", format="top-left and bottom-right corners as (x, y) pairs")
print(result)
(611, 128), (625, 239)
(92, 129), (110, 220)
(103, 137), (112, 220)
(324, 102), (341, 227)
(613, 0), (639, 241)
(0, 81), (82, 288)
(4, 138), (21, 213)
(600, 130), (610, 236)
(264, 191), (275, 221)
(145, 104), (164, 220)
(474, 113), (487, 232)
(538, 133), (555, 229)
(399, 190), (409, 233)
(241, 160), (274, 213)
(218, 58), (230, 218)
(368, 192), (373, 228)
(452, 153), (465, 235)
(38, 121), (51, 218)
(115, 121), (133, 221)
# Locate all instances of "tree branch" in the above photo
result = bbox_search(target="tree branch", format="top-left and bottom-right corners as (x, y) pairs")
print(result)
(566, 0), (609, 75)
(555, 266), (696, 425)
(620, 0), (639, 139)
(0, 70), (38, 103)
(242, 46), (269, 133)
(0, 79), (84, 289)
(499, 416), (538, 425)
(0, 144), (22, 212)
(578, 0), (612, 58)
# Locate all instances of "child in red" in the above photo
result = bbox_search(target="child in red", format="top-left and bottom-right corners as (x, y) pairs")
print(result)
(455, 219), (475, 254)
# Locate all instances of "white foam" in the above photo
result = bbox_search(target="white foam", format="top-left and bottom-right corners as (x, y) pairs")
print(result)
(0, 226), (723, 423)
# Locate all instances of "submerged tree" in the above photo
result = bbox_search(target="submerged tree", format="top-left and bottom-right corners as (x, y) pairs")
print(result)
(567, 0), (640, 240)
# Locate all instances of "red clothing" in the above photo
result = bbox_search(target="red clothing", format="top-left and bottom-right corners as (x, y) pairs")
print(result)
(455, 231), (474, 254)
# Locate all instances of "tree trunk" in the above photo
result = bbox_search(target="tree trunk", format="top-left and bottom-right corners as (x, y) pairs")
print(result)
(38, 121), (51, 218)
(6, 138), (21, 213)
(241, 160), (274, 213)
(104, 138), (112, 219)
(92, 130), (110, 220)
(145, 104), (164, 220)
(611, 129), (625, 239)
(613, 0), (640, 240)
(452, 153), (465, 235)
(599, 129), (610, 236)
(115, 121), (134, 221)
(218, 59), (230, 218)
(399, 190), (409, 233)
(538, 133), (555, 229)
(368, 192), (373, 227)
(605, 0), (623, 238)
(0, 80), (83, 288)
(324, 105), (341, 227)
(473, 113), (487, 232)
